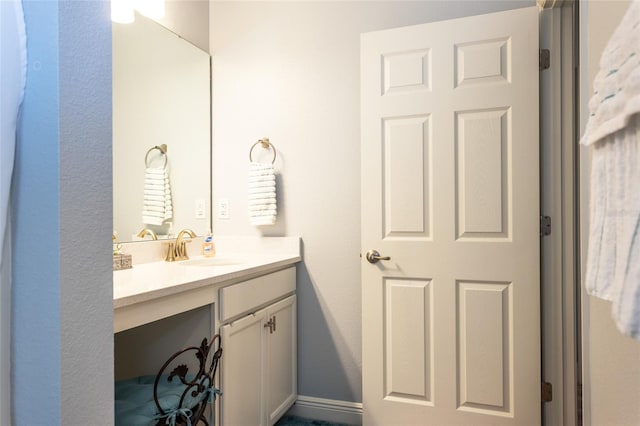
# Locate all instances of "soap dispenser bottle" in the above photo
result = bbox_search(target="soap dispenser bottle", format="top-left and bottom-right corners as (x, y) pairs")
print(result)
(202, 229), (215, 257)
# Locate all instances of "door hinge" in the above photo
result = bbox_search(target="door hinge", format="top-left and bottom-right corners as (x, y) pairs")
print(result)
(540, 49), (550, 71)
(540, 215), (551, 237)
(542, 381), (553, 403)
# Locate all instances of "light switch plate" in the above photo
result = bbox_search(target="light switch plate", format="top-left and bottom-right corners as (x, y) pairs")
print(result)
(217, 198), (230, 219)
(195, 199), (206, 219)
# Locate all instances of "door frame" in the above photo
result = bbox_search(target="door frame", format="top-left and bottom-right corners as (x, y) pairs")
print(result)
(538, 1), (581, 425)
(354, 3), (581, 424)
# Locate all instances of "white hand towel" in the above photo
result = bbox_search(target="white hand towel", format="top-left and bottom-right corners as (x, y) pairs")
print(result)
(248, 186), (275, 195)
(144, 183), (165, 191)
(249, 180), (276, 189)
(250, 216), (276, 226)
(249, 168), (275, 177)
(248, 197), (277, 204)
(142, 167), (173, 226)
(248, 175), (276, 183)
(248, 162), (277, 226)
(144, 200), (165, 208)
(249, 203), (277, 213)
(144, 168), (165, 175)
(144, 194), (166, 202)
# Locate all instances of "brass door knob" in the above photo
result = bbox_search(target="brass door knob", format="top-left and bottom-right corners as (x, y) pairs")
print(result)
(365, 250), (391, 264)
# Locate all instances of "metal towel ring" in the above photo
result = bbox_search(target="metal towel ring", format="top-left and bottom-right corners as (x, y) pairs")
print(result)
(249, 138), (277, 164)
(145, 144), (168, 168)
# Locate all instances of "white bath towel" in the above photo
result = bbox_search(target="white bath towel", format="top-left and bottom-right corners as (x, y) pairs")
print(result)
(581, 0), (640, 339)
(1, 0), (26, 272)
(142, 167), (173, 226)
(581, 0), (640, 148)
(248, 162), (277, 226)
(248, 175), (275, 184)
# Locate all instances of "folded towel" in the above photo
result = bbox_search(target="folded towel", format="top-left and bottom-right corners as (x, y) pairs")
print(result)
(248, 162), (277, 226)
(249, 189), (276, 197)
(143, 167), (173, 226)
(248, 197), (276, 204)
(143, 205), (166, 213)
(249, 209), (277, 218)
(144, 172), (167, 179)
(248, 168), (275, 177)
(249, 215), (276, 226)
(248, 185), (275, 195)
(144, 183), (166, 191)
(249, 204), (277, 213)
(144, 188), (167, 195)
(144, 168), (165, 175)
(144, 179), (169, 186)
(248, 180), (276, 189)
(144, 174), (167, 183)
(581, 1), (640, 339)
(144, 200), (165, 208)
(248, 175), (276, 184)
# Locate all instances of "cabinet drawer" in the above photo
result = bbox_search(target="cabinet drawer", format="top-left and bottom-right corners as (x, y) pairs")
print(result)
(219, 267), (295, 322)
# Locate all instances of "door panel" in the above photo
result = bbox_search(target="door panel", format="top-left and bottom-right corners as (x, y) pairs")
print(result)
(384, 278), (433, 403)
(361, 7), (539, 425)
(457, 281), (511, 414)
(383, 115), (432, 238)
(455, 107), (510, 239)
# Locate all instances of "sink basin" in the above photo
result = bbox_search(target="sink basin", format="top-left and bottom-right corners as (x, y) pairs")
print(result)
(179, 257), (244, 267)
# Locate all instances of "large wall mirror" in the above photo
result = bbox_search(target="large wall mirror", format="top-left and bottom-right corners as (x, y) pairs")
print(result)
(113, 14), (211, 242)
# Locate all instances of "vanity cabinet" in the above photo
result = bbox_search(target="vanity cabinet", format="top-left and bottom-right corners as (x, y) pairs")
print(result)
(219, 267), (297, 426)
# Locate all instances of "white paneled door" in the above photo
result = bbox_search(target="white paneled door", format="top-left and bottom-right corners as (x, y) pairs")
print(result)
(361, 7), (540, 425)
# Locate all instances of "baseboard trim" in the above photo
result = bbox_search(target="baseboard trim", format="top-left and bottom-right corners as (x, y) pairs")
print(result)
(287, 395), (363, 425)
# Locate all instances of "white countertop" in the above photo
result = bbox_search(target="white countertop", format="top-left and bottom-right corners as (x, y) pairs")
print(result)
(113, 237), (301, 329)
(114, 252), (300, 309)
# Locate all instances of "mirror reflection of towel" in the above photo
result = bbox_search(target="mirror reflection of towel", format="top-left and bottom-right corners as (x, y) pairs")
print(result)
(142, 167), (173, 226)
(248, 162), (276, 226)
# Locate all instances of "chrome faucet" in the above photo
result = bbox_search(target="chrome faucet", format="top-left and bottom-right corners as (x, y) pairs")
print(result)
(174, 229), (197, 260)
(137, 228), (158, 240)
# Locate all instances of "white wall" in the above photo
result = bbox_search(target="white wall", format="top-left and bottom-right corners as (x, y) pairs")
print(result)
(210, 0), (534, 403)
(11, 3), (207, 424)
(13, 2), (113, 423)
(580, 1), (640, 425)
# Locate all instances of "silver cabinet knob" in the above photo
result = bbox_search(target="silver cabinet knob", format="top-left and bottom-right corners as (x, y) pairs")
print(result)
(365, 250), (391, 264)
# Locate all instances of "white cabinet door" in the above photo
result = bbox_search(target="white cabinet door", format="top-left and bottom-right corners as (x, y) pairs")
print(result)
(221, 310), (267, 426)
(266, 295), (297, 425)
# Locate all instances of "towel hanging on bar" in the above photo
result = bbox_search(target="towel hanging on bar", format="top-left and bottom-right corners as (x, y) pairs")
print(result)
(248, 138), (277, 226)
(581, 0), (640, 339)
(142, 145), (173, 225)
(142, 167), (173, 226)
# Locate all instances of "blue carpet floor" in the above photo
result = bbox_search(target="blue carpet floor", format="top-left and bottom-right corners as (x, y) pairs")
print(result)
(275, 415), (351, 426)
